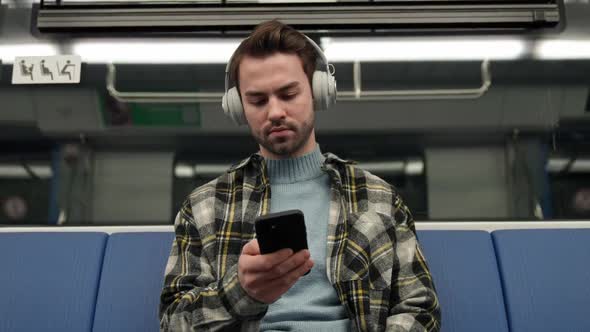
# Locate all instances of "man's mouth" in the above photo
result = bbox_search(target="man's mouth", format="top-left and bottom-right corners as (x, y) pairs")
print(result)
(269, 127), (290, 134)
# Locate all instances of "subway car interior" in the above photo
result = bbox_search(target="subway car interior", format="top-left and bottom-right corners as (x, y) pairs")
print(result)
(1, 0), (589, 331)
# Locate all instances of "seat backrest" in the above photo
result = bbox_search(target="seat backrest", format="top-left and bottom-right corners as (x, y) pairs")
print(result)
(0, 232), (107, 332)
(417, 230), (509, 332)
(92, 232), (174, 332)
(492, 229), (590, 332)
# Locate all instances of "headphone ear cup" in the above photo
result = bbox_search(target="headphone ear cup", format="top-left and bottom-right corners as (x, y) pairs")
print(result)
(327, 73), (337, 108)
(312, 70), (328, 112)
(312, 70), (337, 112)
(222, 91), (230, 115)
(223, 87), (247, 126)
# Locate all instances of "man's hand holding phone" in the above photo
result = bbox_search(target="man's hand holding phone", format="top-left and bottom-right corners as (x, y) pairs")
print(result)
(238, 210), (312, 303)
(238, 239), (314, 304)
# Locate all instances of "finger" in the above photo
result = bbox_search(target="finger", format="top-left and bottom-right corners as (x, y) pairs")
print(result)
(256, 248), (294, 270)
(266, 249), (310, 279)
(258, 258), (315, 302)
(300, 258), (314, 276)
(247, 254), (313, 289)
(267, 256), (314, 289)
(242, 248), (294, 273)
(252, 276), (294, 304)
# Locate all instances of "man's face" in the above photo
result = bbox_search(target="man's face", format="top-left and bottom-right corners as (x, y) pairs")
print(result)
(238, 52), (316, 159)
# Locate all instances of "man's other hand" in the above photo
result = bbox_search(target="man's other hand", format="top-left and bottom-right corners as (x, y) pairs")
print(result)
(238, 239), (314, 304)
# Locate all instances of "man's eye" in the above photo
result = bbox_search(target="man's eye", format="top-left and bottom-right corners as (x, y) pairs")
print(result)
(251, 99), (267, 106)
(282, 93), (297, 100)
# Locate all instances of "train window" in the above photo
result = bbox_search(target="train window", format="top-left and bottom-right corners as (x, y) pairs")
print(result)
(0, 146), (54, 225)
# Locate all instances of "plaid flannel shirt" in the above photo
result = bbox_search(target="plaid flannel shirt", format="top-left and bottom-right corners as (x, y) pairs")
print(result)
(160, 152), (441, 332)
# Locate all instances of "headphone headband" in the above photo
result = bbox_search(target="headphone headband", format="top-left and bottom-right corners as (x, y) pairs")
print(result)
(224, 35), (328, 95)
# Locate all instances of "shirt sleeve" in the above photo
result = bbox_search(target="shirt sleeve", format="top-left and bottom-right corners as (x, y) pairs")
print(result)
(386, 199), (441, 332)
(159, 199), (268, 332)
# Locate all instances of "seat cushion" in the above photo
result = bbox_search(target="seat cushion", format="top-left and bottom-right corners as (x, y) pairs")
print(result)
(418, 230), (509, 332)
(493, 229), (590, 332)
(92, 232), (174, 332)
(0, 232), (107, 332)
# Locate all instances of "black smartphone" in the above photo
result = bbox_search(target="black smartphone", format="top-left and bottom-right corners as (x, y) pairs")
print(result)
(254, 209), (309, 255)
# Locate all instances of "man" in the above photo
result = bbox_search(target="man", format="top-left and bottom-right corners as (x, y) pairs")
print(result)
(160, 20), (440, 332)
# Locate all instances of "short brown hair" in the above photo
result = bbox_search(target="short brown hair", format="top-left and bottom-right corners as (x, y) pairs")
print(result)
(228, 20), (317, 93)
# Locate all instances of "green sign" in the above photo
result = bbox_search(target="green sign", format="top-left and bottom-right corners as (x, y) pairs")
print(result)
(129, 103), (201, 127)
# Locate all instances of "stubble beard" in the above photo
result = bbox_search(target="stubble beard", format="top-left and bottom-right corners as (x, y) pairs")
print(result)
(255, 120), (314, 158)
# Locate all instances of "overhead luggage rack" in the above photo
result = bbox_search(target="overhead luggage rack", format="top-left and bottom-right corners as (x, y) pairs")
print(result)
(36, 0), (563, 34)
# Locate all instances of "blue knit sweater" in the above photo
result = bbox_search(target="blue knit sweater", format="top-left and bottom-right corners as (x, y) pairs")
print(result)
(260, 146), (350, 332)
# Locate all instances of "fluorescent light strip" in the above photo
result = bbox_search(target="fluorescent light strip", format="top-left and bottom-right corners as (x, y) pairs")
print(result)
(174, 164), (230, 178)
(0, 44), (60, 63)
(55, 0), (217, 2)
(3, 38), (590, 64)
(547, 158), (590, 173)
(194, 164), (230, 176)
(0, 165), (52, 179)
(357, 160), (425, 176)
(174, 164), (194, 178)
(321, 37), (526, 62)
(405, 160), (424, 176)
(72, 39), (241, 64)
(534, 40), (590, 60)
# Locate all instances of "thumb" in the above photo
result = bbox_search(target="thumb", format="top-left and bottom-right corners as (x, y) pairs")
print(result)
(241, 239), (261, 256)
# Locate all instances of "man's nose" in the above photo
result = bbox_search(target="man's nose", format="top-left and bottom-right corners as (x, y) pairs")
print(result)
(267, 97), (286, 122)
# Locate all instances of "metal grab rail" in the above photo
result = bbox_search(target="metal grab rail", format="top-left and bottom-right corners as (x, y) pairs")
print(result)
(106, 63), (223, 104)
(339, 59), (491, 101)
(106, 60), (491, 104)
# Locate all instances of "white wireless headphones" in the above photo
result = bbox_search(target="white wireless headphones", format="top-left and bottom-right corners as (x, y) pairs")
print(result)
(222, 34), (337, 126)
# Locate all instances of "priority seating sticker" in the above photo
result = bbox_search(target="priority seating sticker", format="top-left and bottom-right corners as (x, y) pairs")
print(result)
(12, 55), (81, 85)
